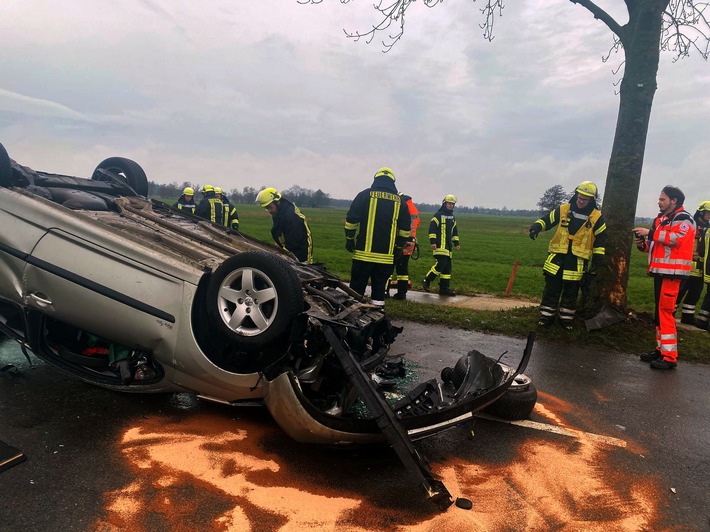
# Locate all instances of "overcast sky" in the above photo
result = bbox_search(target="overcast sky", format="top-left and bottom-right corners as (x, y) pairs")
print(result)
(1, 1), (708, 217)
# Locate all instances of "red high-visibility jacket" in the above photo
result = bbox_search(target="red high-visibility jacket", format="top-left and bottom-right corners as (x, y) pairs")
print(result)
(639, 207), (696, 277)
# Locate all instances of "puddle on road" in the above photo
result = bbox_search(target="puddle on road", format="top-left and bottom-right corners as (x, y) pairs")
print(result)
(95, 397), (662, 531)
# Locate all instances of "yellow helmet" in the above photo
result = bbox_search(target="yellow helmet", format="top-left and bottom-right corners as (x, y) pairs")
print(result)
(201, 184), (214, 194)
(443, 194), (457, 204)
(697, 200), (710, 212)
(182, 187), (194, 196)
(374, 167), (395, 181)
(214, 187), (223, 195)
(575, 181), (598, 198)
(256, 187), (281, 208)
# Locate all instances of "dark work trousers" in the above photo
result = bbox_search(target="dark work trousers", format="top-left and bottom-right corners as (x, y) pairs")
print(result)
(390, 254), (412, 295)
(424, 255), (452, 291)
(539, 271), (580, 326)
(676, 276), (704, 323)
(350, 259), (394, 305)
(696, 283), (710, 330)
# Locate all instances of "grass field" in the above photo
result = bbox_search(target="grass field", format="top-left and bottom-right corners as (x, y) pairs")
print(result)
(158, 199), (709, 363)
(228, 202), (658, 311)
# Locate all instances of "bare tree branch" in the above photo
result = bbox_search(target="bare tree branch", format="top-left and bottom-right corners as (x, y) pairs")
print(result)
(662, 0), (710, 60)
(303, 0), (710, 65)
(569, 0), (625, 40)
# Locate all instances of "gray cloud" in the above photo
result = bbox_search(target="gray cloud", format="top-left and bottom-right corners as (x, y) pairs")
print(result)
(0, 1), (707, 217)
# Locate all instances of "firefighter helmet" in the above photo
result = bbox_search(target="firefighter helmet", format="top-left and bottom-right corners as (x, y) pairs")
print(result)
(698, 200), (710, 212)
(182, 187), (194, 196)
(374, 167), (395, 181)
(201, 184), (214, 194)
(256, 187), (281, 208)
(214, 187), (223, 195)
(443, 194), (457, 204)
(575, 181), (598, 198)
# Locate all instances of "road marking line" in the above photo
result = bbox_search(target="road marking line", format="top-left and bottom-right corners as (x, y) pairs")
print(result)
(478, 413), (627, 448)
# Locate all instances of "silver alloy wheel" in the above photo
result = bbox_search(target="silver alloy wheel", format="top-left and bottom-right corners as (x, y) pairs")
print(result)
(215, 266), (279, 336)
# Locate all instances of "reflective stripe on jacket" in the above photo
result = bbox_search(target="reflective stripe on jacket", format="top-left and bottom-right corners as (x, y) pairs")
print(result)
(174, 197), (196, 214)
(194, 194), (224, 224)
(703, 227), (710, 283)
(644, 207), (695, 277)
(546, 203), (604, 261)
(428, 205), (459, 257)
(345, 178), (411, 265)
(271, 198), (312, 263)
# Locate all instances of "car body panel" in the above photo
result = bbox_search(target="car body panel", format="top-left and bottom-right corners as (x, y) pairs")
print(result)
(0, 143), (535, 465)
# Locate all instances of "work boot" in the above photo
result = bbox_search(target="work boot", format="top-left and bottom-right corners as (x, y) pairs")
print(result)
(680, 314), (696, 326)
(537, 318), (554, 328)
(439, 279), (455, 297)
(393, 292), (407, 300)
(650, 358), (677, 370)
(559, 321), (573, 331)
(639, 350), (662, 362)
(421, 279), (431, 292)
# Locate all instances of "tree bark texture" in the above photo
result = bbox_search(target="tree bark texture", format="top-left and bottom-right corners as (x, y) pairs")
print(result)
(591, 2), (667, 311)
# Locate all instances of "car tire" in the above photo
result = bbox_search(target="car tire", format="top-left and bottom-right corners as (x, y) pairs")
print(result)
(483, 373), (537, 420)
(0, 142), (12, 187)
(206, 251), (304, 349)
(91, 157), (149, 197)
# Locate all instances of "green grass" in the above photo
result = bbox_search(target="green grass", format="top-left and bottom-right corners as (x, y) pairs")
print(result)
(157, 200), (709, 363)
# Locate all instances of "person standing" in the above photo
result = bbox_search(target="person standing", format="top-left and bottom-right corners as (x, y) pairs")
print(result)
(694, 222), (710, 330)
(529, 181), (607, 330)
(675, 201), (710, 325)
(256, 187), (313, 263)
(173, 186), (196, 214)
(634, 185), (696, 370)
(422, 195), (460, 297)
(388, 192), (420, 300)
(194, 184), (224, 225)
(215, 187), (239, 230)
(345, 167), (411, 307)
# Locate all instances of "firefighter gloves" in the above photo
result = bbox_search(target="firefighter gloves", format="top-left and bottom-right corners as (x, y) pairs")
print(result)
(529, 225), (540, 240)
(345, 239), (355, 253)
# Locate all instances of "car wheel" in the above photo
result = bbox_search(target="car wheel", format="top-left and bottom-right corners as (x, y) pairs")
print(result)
(91, 157), (149, 197)
(0, 142), (12, 187)
(483, 373), (537, 420)
(206, 251), (304, 348)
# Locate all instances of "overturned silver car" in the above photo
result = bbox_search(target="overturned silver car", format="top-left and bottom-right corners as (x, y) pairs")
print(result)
(0, 142), (534, 508)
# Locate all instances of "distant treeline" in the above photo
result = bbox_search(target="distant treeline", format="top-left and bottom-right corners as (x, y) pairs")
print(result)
(148, 182), (331, 208)
(148, 181), (539, 217)
(147, 181), (652, 222)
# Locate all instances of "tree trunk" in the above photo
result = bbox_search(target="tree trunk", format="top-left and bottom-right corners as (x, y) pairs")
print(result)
(590, 3), (666, 312)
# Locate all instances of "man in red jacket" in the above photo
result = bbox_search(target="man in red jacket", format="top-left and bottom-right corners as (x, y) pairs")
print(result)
(634, 186), (696, 370)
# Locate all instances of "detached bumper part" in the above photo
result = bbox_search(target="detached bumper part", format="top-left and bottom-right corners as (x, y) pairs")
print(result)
(323, 325), (454, 510)
(267, 328), (536, 511)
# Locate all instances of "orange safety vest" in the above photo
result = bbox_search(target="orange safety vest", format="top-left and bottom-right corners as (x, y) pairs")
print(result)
(645, 208), (695, 277)
(402, 197), (420, 256)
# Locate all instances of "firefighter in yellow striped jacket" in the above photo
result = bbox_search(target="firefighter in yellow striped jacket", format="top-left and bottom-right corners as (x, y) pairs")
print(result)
(345, 167), (411, 306)
(695, 220), (710, 330)
(529, 181), (607, 330)
(675, 201), (710, 325)
(422, 195), (460, 297)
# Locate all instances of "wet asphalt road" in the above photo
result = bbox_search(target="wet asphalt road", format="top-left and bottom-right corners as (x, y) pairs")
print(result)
(1, 322), (709, 531)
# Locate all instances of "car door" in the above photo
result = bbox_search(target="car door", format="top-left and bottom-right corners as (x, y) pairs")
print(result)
(22, 226), (185, 356)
